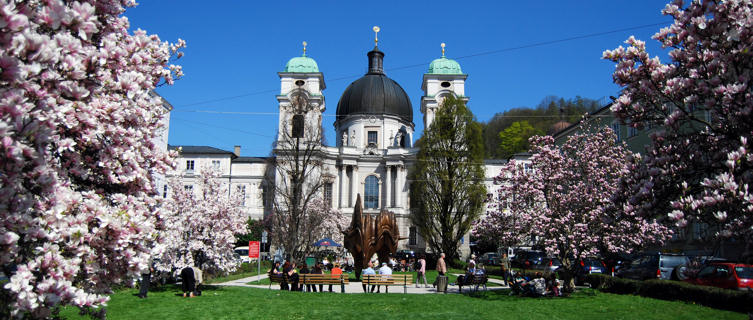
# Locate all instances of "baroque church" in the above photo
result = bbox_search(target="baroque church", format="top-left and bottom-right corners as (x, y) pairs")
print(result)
(170, 35), (508, 258)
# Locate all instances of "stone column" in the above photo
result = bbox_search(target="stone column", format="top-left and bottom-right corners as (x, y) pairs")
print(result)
(351, 165), (359, 208)
(386, 165), (393, 208)
(395, 166), (402, 208)
(335, 165), (342, 209)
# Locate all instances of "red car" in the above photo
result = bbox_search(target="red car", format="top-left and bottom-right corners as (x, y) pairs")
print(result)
(684, 262), (753, 291)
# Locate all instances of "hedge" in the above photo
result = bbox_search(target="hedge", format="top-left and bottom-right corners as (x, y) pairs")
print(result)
(586, 273), (753, 314)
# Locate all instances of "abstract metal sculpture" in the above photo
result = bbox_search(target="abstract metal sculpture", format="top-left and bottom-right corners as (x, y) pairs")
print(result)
(343, 194), (404, 279)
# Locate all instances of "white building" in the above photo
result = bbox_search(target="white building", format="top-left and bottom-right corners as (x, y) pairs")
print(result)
(169, 43), (523, 259)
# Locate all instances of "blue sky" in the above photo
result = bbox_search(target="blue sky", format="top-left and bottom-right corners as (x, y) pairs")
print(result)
(126, 1), (673, 157)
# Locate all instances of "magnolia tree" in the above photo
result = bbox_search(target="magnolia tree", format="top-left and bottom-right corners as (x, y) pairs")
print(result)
(474, 125), (670, 290)
(157, 167), (248, 275)
(0, 0), (183, 317)
(298, 198), (349, 255)
(603, 0), (753, 257)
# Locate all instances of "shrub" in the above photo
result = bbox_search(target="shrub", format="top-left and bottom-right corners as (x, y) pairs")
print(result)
(586, 274), (753, 314)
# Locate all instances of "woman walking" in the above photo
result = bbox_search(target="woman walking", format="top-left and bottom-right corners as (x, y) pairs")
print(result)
(416, 254), (428, 288)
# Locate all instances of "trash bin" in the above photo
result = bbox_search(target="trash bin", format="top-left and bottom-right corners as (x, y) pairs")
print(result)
(436, 275), (448, 293)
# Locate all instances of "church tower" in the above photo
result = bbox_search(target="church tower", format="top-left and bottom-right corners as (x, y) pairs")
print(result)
(277, 41), (326, 143)
(421, 43), (468, 130)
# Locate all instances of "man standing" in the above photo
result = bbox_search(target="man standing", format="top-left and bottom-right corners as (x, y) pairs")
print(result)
(500, 253), (511, 286)
(138, 258), (154, 298)
(435, 253), (448, 293)
(437, 253), (447, 276)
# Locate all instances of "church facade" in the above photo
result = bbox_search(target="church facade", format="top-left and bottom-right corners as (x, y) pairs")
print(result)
(170, 42), (510, 259)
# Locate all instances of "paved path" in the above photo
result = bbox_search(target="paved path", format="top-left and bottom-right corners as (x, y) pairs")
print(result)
(214, 273), (509, 294)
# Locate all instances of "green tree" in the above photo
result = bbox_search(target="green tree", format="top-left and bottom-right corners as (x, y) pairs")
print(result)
(410, 96), (486, 263)
(236, 218), (265, 247)
(497, 121), (543, 158)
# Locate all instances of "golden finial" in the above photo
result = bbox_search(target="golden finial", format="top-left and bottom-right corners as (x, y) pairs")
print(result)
(441, 42), (446, 57)
(302, 41), (307, 56)
(373, 26), (380, 46)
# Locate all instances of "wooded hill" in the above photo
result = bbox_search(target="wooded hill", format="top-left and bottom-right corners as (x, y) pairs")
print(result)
(482, 95), (605, 159)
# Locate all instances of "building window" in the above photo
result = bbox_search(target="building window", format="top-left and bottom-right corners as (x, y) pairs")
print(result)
(237, 185), (246, 206)
(323, 183), (333, 209)
(292, 114), (304, 138)
(212, 160), (221, 170)
(186, 160), (195, 172)
(611, 122), (621, 142)
(163, 185), (168, 198)
(364, 175), (379, 209)
(367, 131), (377, 147)
(409, 226), (417, 246)
(184, 185), (193, 192)
(262, 185), (272, 208)
(628, 125), (638, 138)
(523, 163), (533, 174)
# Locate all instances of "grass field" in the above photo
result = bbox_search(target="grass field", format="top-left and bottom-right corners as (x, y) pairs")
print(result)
(57, 284), (746, 320)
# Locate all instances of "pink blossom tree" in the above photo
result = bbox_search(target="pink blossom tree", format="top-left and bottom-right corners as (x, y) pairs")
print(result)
(474, 125), (670, 290)
(157, 166), (248, 275)
(0, 0), (183, 317)
(603, 0), (753, 258)
(299, 197), (349, 255)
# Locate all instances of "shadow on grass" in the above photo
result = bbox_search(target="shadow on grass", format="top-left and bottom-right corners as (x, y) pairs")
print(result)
(461, 288), (598, 302)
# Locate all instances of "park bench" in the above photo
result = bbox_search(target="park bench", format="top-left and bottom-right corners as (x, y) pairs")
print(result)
(362, 274), (413, 294)
(268, 273), (286, 289)
(457, 274), (488, 294)
(300, 273), (350, 293)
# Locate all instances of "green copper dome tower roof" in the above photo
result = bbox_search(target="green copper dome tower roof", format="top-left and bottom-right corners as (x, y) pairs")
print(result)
(283, 56), (319, 73)
(427, 43), (463, 74)
(283, 41), (320, 73)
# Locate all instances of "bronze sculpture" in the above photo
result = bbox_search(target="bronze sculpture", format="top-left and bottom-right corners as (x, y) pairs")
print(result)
(343, 194), (405, 279)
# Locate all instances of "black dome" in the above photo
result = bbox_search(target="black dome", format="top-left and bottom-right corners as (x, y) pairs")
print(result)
(336, 48), (413, 124)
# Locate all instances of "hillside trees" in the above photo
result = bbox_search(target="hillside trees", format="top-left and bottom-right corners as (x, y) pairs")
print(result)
(0, 1), (184, 317)
(474, 124), (670, 291)
(410, 96), (486, 263)
(482, 96), (601, 159)
(497, 121), (544, 159)
(603, 0), (753, 258)
(158, 167), (248, 275)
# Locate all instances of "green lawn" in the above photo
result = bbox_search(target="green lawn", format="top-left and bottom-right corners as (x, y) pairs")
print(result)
(57, 285), (746, 320)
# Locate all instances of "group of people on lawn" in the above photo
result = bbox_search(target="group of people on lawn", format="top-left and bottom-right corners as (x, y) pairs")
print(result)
(270, 260), (344, 292)
(267, 252), (449, 293)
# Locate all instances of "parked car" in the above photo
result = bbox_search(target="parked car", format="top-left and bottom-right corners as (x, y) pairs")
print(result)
(234, 246), (251, 263)
(574, 258), (607, 285)
(512, 251), (545, 269)
(481, 252), (500, 266)
(683, 262), (753, 291)
(532, 257), (562, 273)
(616, 253), (689, 280)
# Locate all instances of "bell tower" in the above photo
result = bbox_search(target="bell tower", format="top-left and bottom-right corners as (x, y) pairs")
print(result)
(277, 41), (326, 142)
(421, 43), (468, 130)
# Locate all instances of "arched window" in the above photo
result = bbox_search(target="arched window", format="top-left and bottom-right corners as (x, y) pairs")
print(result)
(364, 175), (379, 209)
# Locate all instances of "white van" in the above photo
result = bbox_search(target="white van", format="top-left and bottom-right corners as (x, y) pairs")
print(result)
(234, 246), (252, 263)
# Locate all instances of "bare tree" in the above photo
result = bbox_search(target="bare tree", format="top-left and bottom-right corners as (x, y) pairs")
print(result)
(265, 88), (328, 261)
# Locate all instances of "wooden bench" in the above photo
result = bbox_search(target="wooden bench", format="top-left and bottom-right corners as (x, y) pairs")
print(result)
(362, 274), (413, 294)
(300, 273), (350, 293)
(268, 273), (286, 289)
(457, 273), (488, 294)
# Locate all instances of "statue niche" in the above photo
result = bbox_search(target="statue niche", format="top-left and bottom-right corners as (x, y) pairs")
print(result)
(343, 194), (405, 279)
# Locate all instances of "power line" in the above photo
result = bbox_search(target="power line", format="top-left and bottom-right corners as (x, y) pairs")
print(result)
(173, 109), (617, 118)
(170, 22), (667, 109)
